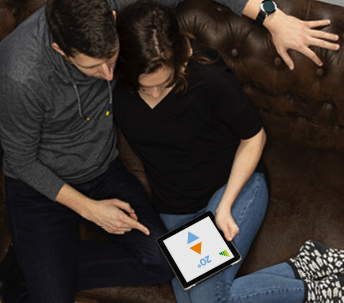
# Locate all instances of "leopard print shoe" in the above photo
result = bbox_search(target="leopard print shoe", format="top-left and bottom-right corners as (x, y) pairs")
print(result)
(288, 240), (344, 280)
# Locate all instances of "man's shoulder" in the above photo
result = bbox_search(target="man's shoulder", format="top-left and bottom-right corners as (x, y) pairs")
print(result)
(0, 6), (54, 83)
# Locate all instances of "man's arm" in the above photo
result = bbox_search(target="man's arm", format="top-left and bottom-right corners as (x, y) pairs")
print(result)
(208, 0), (340, 70)
(56, 184), (150, 235)
(0, 78), (149, 236)
(242, 0), (340, 70)
(211, 0), (248, 16)
(109, 0), (185, 10)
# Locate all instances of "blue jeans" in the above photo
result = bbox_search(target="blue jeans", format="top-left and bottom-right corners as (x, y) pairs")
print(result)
(5, 159), (173, 303)
(160, 172), (305, 303)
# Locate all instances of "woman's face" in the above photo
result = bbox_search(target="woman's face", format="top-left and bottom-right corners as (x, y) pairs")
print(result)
(138, 66), (174, 99)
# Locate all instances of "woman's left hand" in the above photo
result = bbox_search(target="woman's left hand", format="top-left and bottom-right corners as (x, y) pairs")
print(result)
(215, 206), (239, 242)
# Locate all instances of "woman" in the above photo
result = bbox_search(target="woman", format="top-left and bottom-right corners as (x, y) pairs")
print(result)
(114, 1), (344, 302)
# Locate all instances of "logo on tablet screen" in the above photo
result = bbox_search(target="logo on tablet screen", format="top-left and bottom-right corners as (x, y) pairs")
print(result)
(219, 250), (231, 257)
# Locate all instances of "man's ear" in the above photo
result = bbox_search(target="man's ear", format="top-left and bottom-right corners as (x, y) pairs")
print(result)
(113, 10), (116, 20)
(52, 42), (66, 56)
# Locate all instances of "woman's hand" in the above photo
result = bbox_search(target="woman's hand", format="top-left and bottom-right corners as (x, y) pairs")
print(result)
(212, 129), (266, 242)
(215, 206), (239, 242)
(265, 9), (340, 70)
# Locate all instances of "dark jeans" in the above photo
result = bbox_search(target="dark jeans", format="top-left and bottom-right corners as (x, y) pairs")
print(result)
(5, 159), (173, 303)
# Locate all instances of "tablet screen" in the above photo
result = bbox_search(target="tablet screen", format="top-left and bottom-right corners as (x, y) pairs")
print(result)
(157, 211), (241, 289)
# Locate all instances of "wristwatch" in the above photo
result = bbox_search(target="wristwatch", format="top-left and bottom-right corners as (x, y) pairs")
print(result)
(256, 0), (277, 25)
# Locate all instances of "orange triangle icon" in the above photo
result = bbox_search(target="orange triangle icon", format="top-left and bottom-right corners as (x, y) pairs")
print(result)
(190, 242), (202, 254)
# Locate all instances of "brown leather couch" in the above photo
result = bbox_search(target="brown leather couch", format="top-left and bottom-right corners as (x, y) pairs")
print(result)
(1, 0), (344, 302)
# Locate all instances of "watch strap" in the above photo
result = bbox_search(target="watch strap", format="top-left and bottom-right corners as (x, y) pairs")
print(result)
(256, 0), (276, 25)
(256, 9), (266, 25)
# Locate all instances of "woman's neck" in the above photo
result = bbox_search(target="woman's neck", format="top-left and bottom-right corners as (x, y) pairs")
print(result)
(138, 86), (175, 109)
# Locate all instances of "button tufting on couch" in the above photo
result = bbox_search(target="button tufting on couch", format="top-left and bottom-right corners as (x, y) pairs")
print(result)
(1, 0), (344, 302)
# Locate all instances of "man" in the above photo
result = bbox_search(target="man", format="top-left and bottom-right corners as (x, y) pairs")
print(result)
(0, 1), (182, 302)
(0, 0), (339, 302)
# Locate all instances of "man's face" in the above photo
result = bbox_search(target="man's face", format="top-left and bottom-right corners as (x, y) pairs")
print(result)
(66, 50), (119, 81)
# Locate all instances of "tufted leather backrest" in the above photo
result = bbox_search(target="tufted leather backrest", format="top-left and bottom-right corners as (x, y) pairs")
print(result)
(0, 0), (46, 41)
(176, 0), (344, 154)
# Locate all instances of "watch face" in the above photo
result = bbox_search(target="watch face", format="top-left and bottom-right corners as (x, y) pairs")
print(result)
(263, 1), (276, 13)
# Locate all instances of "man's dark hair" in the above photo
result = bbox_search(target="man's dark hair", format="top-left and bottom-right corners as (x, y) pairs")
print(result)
(116, 0), (191, 93)
(45, 0), (118, 58)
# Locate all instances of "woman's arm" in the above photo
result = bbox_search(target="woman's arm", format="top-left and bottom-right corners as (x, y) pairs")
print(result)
(215, 127), (266, 241)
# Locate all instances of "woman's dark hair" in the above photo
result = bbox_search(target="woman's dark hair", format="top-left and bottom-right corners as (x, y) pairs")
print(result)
(116, 0), (192, 93)
(45, 0), (118, 58)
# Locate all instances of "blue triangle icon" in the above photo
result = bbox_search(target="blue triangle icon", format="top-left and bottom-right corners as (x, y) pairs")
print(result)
(187, 232), (199, 244)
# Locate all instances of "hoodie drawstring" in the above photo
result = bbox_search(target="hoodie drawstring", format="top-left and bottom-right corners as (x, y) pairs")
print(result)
(71, 80), (112, 121)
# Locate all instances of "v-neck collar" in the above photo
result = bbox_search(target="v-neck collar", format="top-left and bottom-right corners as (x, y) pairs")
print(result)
(136, 85), (176, 111)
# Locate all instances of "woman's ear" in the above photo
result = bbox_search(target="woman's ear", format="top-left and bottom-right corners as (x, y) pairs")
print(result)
(51, 42), (66, 56)
(113, 11), (116, 20)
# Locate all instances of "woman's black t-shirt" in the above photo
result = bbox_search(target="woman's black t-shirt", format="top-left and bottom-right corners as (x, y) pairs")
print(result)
(113, 45), (262, 214)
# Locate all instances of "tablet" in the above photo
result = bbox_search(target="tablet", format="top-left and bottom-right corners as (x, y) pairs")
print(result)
(157, 211), (242, 290)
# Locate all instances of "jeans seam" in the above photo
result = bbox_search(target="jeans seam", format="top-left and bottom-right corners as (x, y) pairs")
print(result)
(235, 175), (261, 229)
(228, 287), (305, 303)
(216, 271), (228, 303)
(5, 188), (18, 243)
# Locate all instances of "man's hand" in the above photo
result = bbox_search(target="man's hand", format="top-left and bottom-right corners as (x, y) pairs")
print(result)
(88, 199), (150, 235)
(265, 9), (340, 70)
(55, 184), (150, 236)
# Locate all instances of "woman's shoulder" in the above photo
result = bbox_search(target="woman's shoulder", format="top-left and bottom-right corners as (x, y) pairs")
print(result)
(189, 39), (237, 83)
(187, 60), (238, 93)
